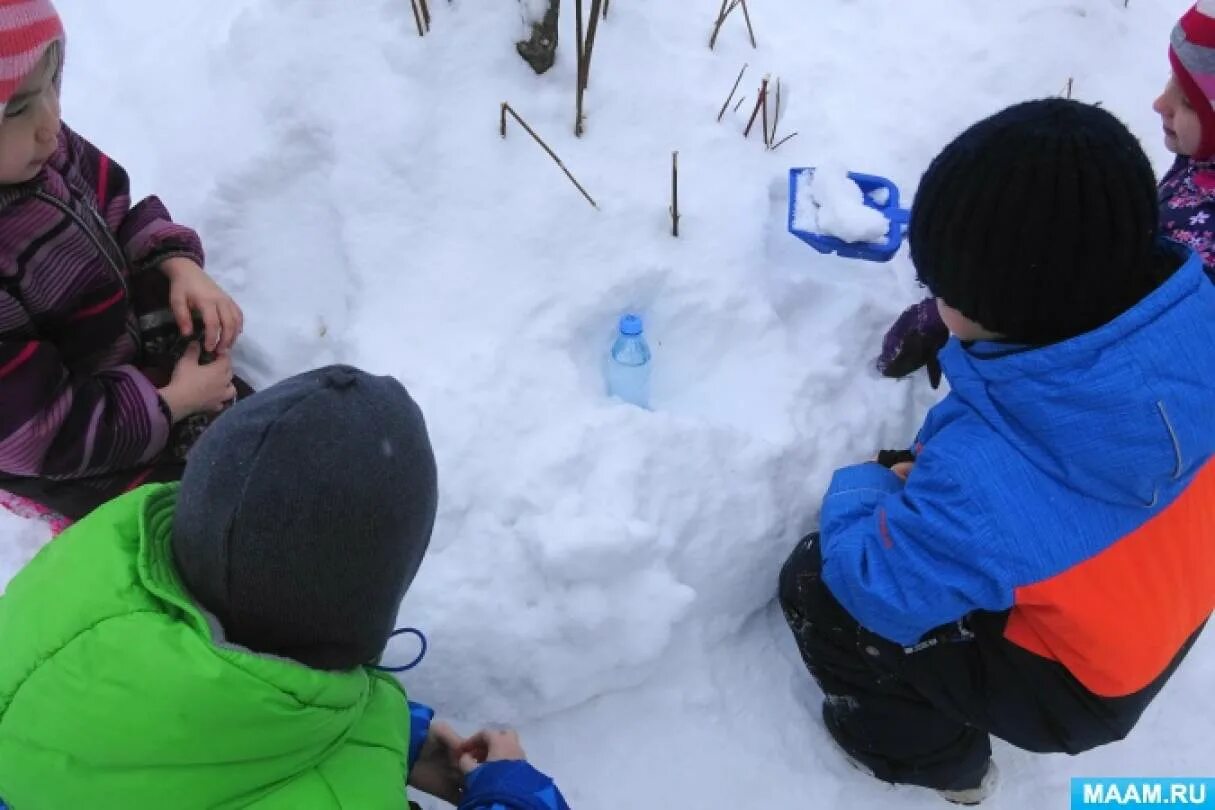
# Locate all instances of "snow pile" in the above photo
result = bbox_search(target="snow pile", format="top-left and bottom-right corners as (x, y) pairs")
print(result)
(795, 165), (890, 244)
(1, 0), (1209, 808)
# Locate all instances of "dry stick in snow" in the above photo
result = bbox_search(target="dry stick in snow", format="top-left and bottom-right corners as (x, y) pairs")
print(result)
(583, 0), (604, 91)
(604, 0), (611, 18)
(771, 132), (799, 152)
(710, 0), (739, 50)
(733, 95), (746, 113)
(409, 0), (425, 36)
(575, 0), (604, 135)
(670, 151), (680, 237)
(418, 0), (431, 31)
(1065, 77), (1074, 99)
(766, 77), (783, 148)
(744, 76), (768, 139)
(717, 63), (748, 122)
(761, 81), (771, 146)
(739, 0), (757, 48)
(501, 103), (599, 209)
(575, 0), (586, 135)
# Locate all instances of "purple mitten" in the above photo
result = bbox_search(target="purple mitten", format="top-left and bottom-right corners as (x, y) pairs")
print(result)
(876, 297), (950, 388)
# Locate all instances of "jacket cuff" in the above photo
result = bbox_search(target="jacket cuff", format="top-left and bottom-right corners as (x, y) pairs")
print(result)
(826, 462), (904, 498)
(407, 701), (434, 770)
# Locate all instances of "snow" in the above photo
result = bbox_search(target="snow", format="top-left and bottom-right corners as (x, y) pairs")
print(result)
(794, 164), (891, 244)
(2, 1), (1212, 808)
(869, 186), (891, 206)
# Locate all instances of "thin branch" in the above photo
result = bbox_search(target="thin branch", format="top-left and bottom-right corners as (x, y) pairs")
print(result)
(604, 0), (611, 18)
(744, 76), (768, 139)
(761, 78), (771, 146)
(418, 0), (431, 31)
(501, 102), (599, 209)
(717, 63), (748, 123)
(773, 79), (783, 134)
(766, 77), (783, 148)
(770, 131), (799, 152)
(500, 102), (508, 139)
(710, 0), (740, 50)
(733, 95), (746, 113)
(1065, 77), (1073, 99)
(670, 151), (680, 237)
(409, 0), (425, 36)
(583, 0), (605, 91)
(575, 0), (586, 136)
(739, 0), (757, 48)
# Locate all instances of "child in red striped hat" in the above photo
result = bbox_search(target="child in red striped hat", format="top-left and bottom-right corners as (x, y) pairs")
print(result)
(0, 0), (251, 527)
(878, 2), (1215, 387)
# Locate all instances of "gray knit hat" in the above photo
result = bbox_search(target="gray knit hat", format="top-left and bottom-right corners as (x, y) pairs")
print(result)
(172, 365), (438, 671)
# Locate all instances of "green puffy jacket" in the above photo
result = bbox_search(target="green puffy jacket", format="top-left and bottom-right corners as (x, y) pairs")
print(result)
(0, 484), (413, 809)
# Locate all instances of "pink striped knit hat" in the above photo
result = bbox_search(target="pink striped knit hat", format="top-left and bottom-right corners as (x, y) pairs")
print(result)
(0, 0), (63, 114)
(1172, 0), (1215, 158)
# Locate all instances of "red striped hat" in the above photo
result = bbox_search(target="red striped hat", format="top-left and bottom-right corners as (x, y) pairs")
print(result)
(1171, 0), (1215, 158)
(0, 0), (62, 113)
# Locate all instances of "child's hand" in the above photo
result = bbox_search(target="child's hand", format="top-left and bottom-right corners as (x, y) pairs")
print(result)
(891, 462), (914, 481)
(161, 256), (244, 354)
(455, 728), (529, 773)
(408, 721), (466, 805)
(159, 342), (236, 423)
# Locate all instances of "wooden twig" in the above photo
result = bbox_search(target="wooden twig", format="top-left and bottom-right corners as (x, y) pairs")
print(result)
(409, 0), (425, 36)
(739, 0), (757, 48)
(717, 63), (748, 122)
(761, 79), (772, 146)
(773, 79), (782, 134)
(501, 103), (599, 209)
(670, 151), (680, 237)
(733, 96), (746, 113)
(418, 0), (431, 31)
(744, 76), (768, 139)
(575, 0), (604, 135)
(710, 0), (739, 50)
(770, 131), (799, 152)
(604, 0), (611, 18)
(583, 0), (604, 91)
(711, 0), (729, 33)
(575, 0), (586, 135)
(1065, 77), (1073, 99)
(766, 77), (783, 148)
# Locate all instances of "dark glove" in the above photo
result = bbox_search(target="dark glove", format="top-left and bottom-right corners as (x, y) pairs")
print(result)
(876, 449), (917, 469)
(876, 297), (950, 389)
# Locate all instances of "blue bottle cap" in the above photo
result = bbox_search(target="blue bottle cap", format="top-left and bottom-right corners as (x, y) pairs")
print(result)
(619, 314), (643, 336)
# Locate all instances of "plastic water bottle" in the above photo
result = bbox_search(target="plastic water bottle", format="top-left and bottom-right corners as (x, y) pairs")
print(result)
(606, 314), (652, 409)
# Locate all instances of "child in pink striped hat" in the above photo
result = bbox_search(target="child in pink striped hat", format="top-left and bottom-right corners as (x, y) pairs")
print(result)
(0, 0), (250, 527)
(878, 1), (1215, 388)
(1155, 0), (1215, 270)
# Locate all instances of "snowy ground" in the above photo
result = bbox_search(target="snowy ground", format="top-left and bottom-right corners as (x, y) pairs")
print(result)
(3, 1), (1213, 807)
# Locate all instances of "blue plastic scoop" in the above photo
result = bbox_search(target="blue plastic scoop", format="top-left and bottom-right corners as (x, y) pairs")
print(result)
(787, 168), (911, 263)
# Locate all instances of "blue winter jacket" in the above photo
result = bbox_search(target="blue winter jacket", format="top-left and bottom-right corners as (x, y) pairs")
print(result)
(821, 246), (1215, 698)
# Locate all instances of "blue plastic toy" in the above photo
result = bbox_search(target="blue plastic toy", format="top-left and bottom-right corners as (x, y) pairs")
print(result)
(787, 168), (911, 263)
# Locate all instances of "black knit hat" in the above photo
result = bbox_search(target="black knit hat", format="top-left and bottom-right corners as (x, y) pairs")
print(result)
(172, 365), (438, 671)
(909, 99), (1163, 345)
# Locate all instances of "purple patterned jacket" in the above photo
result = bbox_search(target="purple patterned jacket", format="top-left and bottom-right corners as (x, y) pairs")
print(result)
(0, 123), (202, 480)
(1159, 155), (1215, 276)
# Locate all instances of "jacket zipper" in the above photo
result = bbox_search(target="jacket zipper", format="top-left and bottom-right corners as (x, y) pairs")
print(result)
(34, 190), (143, 358)
(34, 190), (129, 299)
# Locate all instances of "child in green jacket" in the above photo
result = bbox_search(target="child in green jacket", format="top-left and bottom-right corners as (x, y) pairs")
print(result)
(0, 365), (571, 810)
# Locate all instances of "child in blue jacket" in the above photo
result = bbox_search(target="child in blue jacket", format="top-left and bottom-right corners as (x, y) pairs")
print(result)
(880, 0), (1215, 385)
(780, 99), (1215, 805)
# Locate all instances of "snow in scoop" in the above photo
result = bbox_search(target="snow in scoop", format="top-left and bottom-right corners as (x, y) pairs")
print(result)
(795, 165), (890, 244)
